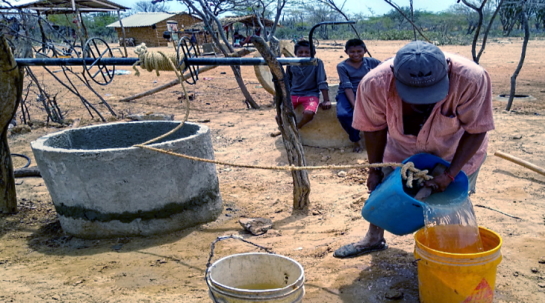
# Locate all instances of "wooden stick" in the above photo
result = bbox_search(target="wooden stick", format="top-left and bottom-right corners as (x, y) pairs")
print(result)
(494, 151), (545, 176)
(119, 65), (218, 102)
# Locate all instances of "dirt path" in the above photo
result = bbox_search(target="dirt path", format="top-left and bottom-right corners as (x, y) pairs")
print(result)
(1, 40), (545, 302)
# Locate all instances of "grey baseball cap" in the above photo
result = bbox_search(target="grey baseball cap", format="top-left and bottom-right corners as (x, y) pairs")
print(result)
(393, 41), (449, 104)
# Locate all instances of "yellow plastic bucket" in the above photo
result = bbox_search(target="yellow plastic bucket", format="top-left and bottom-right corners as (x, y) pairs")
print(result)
(414, 227), (502, 303)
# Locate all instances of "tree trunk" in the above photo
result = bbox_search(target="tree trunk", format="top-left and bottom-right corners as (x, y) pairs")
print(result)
(181, 0), (260, 109)
(230, 65), (259, 109)
(0, 36), (24, 214)
(252, 37), (311, 213)
(506, 6), (530, 111)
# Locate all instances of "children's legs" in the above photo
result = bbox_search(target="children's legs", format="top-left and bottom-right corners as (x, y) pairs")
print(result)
(293, 96), (319, 129)
(297, 110), (315, 129)
(336, 93), (361, 142)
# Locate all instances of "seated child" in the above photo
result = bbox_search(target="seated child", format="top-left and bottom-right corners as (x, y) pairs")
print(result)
(336, 38), (381, 152)
(233, 31), (245, 47)
(285, 40), (331, 129)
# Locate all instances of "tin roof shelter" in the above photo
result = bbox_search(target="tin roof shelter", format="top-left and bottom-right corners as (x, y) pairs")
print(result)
(0, 0), (129, 12)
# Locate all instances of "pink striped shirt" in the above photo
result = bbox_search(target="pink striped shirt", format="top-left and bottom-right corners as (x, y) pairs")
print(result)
(353, 53), (494, 175)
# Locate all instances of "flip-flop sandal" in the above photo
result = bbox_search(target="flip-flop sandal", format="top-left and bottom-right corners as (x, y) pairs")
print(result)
(333, 239), (388, 259)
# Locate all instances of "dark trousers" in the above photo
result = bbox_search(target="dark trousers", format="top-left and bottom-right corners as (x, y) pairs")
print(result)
(336, 92), (360, 142)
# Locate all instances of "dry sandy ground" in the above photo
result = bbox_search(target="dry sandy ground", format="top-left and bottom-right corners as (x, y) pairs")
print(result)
(1, 39), (545, 302)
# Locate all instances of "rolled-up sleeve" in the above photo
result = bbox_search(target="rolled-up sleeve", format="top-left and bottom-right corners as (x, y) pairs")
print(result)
(337, 63), (353, 91)
(455, 69), (495, 134)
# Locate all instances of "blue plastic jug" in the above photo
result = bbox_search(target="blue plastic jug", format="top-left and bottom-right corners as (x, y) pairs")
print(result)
(361, 153), (469, 236)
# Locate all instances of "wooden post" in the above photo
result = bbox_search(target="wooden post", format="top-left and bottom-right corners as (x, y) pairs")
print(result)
(0, 35), (23, 213)
(252, 36), (311, 212)
(117, 10), (128, 58)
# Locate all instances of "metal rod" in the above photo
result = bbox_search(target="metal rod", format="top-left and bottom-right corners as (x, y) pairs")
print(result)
(309, 21), (355, 58)
(15, 57), (318, 67)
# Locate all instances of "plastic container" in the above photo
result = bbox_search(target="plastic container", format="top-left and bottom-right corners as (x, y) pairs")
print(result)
(361, 153), (469, 235)
(414, 227), (503, 303)
(207, 252), (305, 303)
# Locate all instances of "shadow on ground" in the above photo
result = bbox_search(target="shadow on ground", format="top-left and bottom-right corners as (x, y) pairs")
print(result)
(337, 247), (419, 302)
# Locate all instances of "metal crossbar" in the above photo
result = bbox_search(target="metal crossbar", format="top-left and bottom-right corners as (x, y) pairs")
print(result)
(14, 57), (318, 66)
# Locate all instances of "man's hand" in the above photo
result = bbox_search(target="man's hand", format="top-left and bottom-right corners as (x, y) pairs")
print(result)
(320, 100), (332, 110)
(367, 169), (384, 192)
(423, 172), (452, 193)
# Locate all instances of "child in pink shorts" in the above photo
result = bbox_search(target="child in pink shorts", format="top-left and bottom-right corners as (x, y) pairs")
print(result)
(285, 40), (331, 129)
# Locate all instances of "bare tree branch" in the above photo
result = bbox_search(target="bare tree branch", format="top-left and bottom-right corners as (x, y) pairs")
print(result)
(383, 0), (432, 43)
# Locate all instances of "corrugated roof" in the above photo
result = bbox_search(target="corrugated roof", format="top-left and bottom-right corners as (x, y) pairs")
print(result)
(0, 0), (130, 12)
(107, 12), (198, 28)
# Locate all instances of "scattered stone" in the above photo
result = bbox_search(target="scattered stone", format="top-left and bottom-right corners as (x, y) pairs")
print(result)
(48, 122), (64, 128)
(509, 134), (523, 140)
(538, 257), (545, 264)
(10, 125), (31, 135)
(538, 283), (545, 288)
(337, 171), (347, 177)
(29, 120), (46, 128)
(262, 229), (282, 238)
(239, 218), (273, 236)
(72, 279), (85, 286)
(111, 243), (124, 251)
(312, 210), (322, 215)
(513, 271), (519, 277)
(385, 289), (404, 300)
(178, 92), (195, 101)
(532, 267), (539, 273)
(127, 113), (174, 121)
(197, 119), (210, 123)
(321, 155), (330, 161)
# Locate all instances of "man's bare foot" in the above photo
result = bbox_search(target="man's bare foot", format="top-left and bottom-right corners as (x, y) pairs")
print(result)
(334, 224), (387, 258)
(353, 234), (385, 249)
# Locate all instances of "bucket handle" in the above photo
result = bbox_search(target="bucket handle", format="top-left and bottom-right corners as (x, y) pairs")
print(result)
(205, 235), (274, 303)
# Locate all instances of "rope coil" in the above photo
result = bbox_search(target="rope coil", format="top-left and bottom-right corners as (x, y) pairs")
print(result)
(133, 43), (181, 76)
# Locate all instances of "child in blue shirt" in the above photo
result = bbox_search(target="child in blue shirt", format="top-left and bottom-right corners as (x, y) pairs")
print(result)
(336, 39), (381, 152)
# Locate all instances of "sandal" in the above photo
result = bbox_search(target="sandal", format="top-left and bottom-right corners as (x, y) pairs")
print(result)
(333, 239), (388, 258)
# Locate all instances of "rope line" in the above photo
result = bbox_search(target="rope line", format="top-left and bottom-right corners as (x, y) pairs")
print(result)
(129, 44), (433, 188)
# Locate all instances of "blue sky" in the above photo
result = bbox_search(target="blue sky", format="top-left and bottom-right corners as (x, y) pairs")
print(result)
(114, 0), (456, 16)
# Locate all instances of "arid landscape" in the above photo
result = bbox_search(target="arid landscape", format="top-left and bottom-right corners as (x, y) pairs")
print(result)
(1, 39), (545, 302)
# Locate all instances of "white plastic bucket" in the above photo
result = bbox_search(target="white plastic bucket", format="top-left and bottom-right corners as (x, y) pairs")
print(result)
(207, 252), (305, 303)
